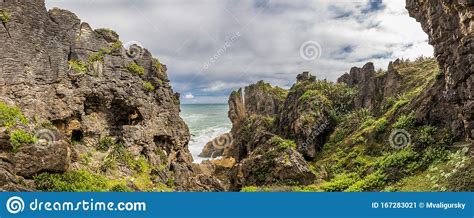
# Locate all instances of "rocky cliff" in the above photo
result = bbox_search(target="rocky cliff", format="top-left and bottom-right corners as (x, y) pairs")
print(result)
(213, 54), (472, 191)
(0, 0), (221, 191)
(203, 0), (473, 192)
(406, 0), (473, 141)
(222, 81), (287, 160)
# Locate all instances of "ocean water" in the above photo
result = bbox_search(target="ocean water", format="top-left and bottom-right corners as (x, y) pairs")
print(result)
(180, 104), (232, 163)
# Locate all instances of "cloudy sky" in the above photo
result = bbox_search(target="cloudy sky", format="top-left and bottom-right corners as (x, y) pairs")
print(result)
(45, 0), (433, 104)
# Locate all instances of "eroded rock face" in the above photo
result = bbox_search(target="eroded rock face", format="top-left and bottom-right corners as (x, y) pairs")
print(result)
(337, 61), (402, 112)
(0, 0), (217, 191)
(228, 81), (286, 125)
(406, 0), (473, 140)
(231, 142), (315, 190)
(224, 81), (287, 160)
(275, 72), (356, 160)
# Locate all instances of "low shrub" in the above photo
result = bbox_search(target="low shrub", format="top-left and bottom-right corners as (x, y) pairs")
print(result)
(392, 113), (416, 129)
(268, 136), (297, 150)
(88, 49), (107, 65)
(0, 10), (10, 23)
(110, 184), (133, 192)
(373, 118), (388, 134)
(68, 60), (88, 74)
(126, 62), (145, 75)
(143, 81), (155, 92)
(0, 101), (28, 128)
(241, 186), (259, 192)
(10, 130), (37, 153)
(153, 58), (163, 72)
(293, 185), (321, 192)
(377, 148), (420, 180)
(416, 125), (437, 147)
(346, 171), (386, 191)
(34, 170), (109, 192)
(110, 41), (123, 52)
(98, 136), (114, 151)
(319, 173), (359, 191)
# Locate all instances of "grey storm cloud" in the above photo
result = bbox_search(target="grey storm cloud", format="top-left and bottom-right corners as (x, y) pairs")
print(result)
(45, 0), (433, 104)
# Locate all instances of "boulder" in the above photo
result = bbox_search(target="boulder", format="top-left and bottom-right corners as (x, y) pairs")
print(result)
(231, 139), (316, 189)
(14, 140), (71, 178)
(198, 133), (232, 158)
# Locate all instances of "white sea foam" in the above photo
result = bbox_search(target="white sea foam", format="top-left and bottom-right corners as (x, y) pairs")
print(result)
(189, 125), (231, 163)
(180, 105), (231, 163)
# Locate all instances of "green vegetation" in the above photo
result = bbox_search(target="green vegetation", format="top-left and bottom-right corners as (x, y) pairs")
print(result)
(254, 81), (288, 100)
(10, 129), (37, 153)
(34, 170), (114, 192)
(268, 135), (297, 150)
(291, 79), (356, 115)
(395, 57), (439, 96)
(68, 60), (88, 74)
(98, 136), (114, 151)
(346, 171), (386, 191)
(153, 58), (163, 72)
(110, 41), (123, 52)
(299, 90), (332, 107)
(95, 140), (173, 192)
(143, 81), (155, 92)
(69, 41), (122, 75)
(319, 173), (359, 191)
(292, 185), (320, 192)
(0, 101), (28, 128)
(110, 184), (133, 192)
(126, 62), (145, 75)
(241, 186), (259, 192)
(392, 113), (416, 129)
(387, 147), (470, 191)
(0, 10), (10, 23)
(88, 49), (106, 65)
(95, 28), (118, 38)
(307, 57), (458, 192)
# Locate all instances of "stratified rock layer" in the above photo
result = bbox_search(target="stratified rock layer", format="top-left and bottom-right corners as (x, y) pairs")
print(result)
(406, 0), (473, 140)
(0, 0), (219, 191)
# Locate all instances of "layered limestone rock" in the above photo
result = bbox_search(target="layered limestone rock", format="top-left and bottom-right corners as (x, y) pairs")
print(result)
(200, 80), (316, 189)
(228, 81), (287, 126)
(225, 81), (287, 160)
(230, 138), (315, 190)
(276, 72), (355, 160)
(0, 0), (220, 191)
(337, 60), (404, 113)
(406, 0), (473, 140)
